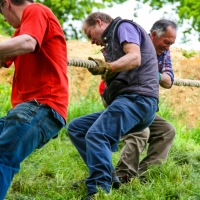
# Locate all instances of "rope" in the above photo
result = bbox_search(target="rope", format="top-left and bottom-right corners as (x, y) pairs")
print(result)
(68, 58), (200, 88)
(173, 78), (200, 87)
(68, 58), (97, 69)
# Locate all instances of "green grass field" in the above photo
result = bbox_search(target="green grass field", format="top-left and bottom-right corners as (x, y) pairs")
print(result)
(0, 83), (200, 200)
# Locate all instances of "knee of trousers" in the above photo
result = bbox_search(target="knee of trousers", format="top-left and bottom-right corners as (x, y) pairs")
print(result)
(86, 131), (118, 146)
(0, 151), (21, 171)
(67, 121), (81, 137)
(85, 131), (104, 142)
(67, 120), (77, 132)
(165, 123), (176, 140)
(67, 119), (89, 137)
(122, 127), (150, 143)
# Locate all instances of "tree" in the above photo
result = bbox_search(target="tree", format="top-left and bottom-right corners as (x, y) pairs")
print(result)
(0, 0), (199, 40)
(37, 0), (131, 39)
(134, 0), (200, 40)
(0, 0), (127, 39)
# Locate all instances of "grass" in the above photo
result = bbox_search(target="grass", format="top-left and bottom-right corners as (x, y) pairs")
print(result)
(0, 83), (200, 200)
(181, 50), (198, 58)
(0, 84), (12, 116)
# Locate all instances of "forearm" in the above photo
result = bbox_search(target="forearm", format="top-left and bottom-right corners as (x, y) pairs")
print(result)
(159, 73), (173, 89)
(0, 34), (37, 60)
(110, 54), (140, 72)
(109, 43), (141, 72)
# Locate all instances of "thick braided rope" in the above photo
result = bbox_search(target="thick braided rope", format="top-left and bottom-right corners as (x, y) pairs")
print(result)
(68, 58), (97, 69)
(173, 78), (200, 87)
(68, 58), (200, 87)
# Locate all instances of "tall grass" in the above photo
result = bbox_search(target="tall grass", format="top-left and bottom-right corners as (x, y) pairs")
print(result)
(0, 84), (12, 116)
(0, 82), (199, 200)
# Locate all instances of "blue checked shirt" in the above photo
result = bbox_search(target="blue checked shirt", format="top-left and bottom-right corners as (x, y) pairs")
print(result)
(157, 50), (174, 84)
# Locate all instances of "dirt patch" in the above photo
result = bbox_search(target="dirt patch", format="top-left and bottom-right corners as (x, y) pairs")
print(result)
(0, 39), (199, 128)
(160, 48), (200, 128)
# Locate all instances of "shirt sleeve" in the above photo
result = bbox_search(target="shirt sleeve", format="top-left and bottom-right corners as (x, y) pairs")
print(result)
(19, 5), (48, 48)
(4, 59), (14, 68)
(117, 22), (141, 46)
(158, 50), (174, 83)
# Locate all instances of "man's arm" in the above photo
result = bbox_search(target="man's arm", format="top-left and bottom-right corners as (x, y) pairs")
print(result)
(110, 42), (141, 72)
(158, 50), (174, 89)
(159, 73), (173, 89)
(0, 34), (37, 66)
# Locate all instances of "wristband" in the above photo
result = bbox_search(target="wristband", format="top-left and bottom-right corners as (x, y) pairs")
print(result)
(158, 73), (162, 81)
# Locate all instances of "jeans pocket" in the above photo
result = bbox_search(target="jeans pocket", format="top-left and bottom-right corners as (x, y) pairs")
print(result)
(6, 101), (39, 123)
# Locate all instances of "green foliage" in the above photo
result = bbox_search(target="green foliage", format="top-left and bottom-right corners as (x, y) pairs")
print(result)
(1, 0), (199, 40)
(134, 0), (200, 40)
(4, 99), (200, 199)
(181, 124), (200, 144)
(0, 0), (127, 38)
(182, 49), (197, 58)
(0, 16), (14, 36)
(67, 70), (103, 123)
(0, 79), (199, 199)
(35, 0), (127, 39)
(67, 95), (104, 124)
(0, 84), (12, 117)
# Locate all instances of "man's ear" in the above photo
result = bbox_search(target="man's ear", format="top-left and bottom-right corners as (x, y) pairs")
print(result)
(151, 30), (157, 38)
(3, 0), (11, 9)
(96, 18), (102, 27)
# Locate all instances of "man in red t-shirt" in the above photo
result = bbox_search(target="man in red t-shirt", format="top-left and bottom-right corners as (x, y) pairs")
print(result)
(0, 1), (68, 198)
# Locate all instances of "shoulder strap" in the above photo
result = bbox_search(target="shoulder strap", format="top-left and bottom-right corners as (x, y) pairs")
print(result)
(112, 19), (134, 40)
(111, 19), (123, 40)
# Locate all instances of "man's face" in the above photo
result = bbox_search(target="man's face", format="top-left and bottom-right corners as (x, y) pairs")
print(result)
(0, 1), (21, 28)
(83, 20), (106, 46)
(151, 26), (177, 55)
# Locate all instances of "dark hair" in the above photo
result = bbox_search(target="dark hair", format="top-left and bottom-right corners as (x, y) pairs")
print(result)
(150, 19), (177, 37)
(10, 0), (34, 5)
(83, 12), (113, 27)
(0, 0), (33, 14)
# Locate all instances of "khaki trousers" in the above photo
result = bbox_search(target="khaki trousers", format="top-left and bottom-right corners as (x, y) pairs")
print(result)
(115, 115), (176, 177)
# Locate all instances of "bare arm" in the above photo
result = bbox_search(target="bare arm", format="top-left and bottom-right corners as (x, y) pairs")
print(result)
(0, 34), (37, 67)
(159, 73), (173, 89)
(110, 42), (141, 72)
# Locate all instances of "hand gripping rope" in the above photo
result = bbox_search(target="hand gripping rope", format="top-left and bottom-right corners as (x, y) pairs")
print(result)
(68, 58), (200, 87)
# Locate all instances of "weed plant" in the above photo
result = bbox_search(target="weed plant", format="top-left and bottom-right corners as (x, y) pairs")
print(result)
(181, 50), (199, 58)
(0, 84), (12, 116)
(0, 82), (199, 200)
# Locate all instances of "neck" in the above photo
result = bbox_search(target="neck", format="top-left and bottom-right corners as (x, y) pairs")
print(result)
(13, 1), (32, 21)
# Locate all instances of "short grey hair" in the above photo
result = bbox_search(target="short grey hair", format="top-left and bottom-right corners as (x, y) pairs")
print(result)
(150, 19), (177, 37)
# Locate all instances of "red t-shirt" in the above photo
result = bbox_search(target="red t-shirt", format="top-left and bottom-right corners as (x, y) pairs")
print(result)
(8, 4), (68, 120)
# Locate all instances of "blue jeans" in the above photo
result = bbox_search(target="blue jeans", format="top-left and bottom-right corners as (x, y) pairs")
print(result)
(67, 94), (158, 195)
(0, 100), (65, 200)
